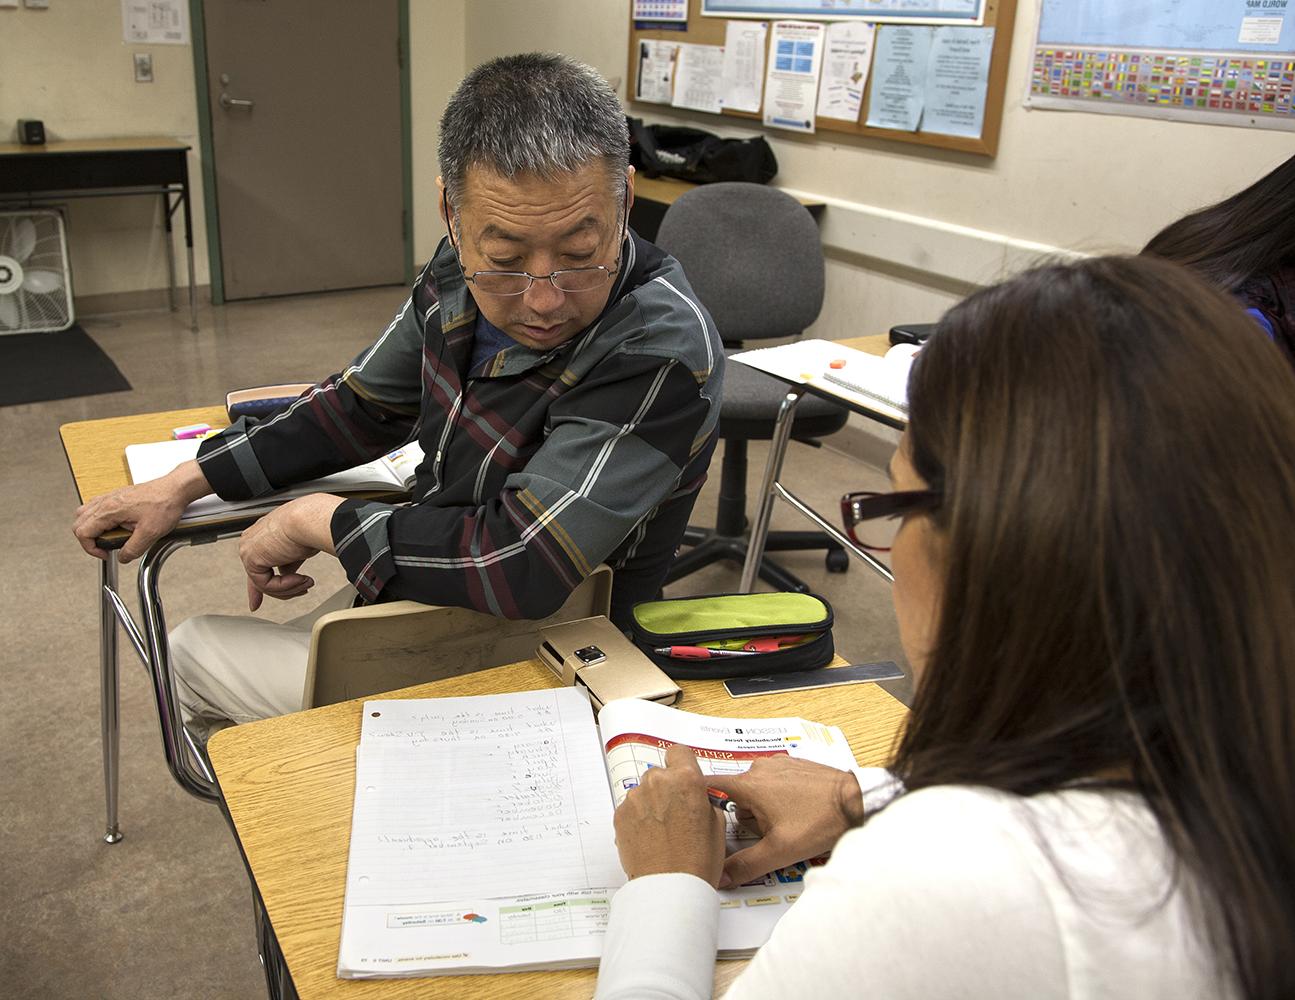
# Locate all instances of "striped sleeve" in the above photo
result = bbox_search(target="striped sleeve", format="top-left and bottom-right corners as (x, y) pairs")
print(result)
(196, 290), (429, 500)
(330, 349), (713, 617)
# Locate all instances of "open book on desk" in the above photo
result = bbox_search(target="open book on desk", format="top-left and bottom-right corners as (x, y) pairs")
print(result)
(337, 687), (859, 978)
(731, 338), (918, 424)
(124, 438), (423, 524)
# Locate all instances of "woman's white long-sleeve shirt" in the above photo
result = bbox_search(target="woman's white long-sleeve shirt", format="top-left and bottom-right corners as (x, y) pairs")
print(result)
(595, 783), (1230, 1000)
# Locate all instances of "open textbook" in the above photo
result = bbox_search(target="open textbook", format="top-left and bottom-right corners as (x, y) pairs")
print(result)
(337, 687), (859, 978)
(124, 438), (423, 523)
(730, 338), (918, 423)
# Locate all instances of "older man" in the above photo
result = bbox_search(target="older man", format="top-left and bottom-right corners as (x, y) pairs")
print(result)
(73, 53), (723, 739)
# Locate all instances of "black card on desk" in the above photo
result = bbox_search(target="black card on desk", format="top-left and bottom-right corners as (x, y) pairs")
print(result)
(889, 323), (935, 346)
(724, 661), (904, 698)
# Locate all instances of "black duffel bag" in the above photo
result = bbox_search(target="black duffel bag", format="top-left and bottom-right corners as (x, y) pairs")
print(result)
(628, 117), (777, 185)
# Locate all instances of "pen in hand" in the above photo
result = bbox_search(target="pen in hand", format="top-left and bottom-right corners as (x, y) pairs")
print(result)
(707, 787), (738, 813)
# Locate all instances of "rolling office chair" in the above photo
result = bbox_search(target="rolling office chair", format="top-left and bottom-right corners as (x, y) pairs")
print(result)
(656, 182), (849, 592)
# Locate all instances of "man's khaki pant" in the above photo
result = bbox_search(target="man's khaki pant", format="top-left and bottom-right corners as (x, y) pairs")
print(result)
(170, 587), (356, 743)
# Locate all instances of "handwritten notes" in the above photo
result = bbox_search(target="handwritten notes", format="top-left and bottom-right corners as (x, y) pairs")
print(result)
(345, 689), (625, 906)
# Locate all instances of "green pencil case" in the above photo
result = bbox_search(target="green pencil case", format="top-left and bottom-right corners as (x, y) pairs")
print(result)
(628, 592), (835, 680)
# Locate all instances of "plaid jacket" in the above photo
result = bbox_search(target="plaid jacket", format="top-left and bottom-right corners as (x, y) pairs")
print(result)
(197, 231), (723, 620)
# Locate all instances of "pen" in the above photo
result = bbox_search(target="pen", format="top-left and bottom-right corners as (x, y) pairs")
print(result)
(652, 645), (759, 659)
(707, 787), (738, 813)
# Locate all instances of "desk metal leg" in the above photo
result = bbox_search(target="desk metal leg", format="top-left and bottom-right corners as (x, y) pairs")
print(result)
(739, 388), (806, 593)
(99, 555), (123, 844)
(138, 538), (218, 800)
(162, 191), (176, 313)
(180, 158), (198, 332)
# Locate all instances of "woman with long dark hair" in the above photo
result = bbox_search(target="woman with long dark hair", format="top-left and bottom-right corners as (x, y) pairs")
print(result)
(1143, 152), (1295, 359)
(596, 255), (1295, 1000)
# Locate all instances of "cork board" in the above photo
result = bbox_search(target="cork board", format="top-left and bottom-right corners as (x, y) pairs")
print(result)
(628, 0), (1017, 156)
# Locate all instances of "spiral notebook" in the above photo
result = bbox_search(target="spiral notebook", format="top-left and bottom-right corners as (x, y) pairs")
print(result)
(730, 339), (916, 423)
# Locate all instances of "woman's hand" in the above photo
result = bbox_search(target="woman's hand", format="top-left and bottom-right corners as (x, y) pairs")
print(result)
(613, 744), (727, 887)
(706, 757), (864, 887)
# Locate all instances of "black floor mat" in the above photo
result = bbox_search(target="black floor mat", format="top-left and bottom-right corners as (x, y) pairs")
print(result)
(0, 325), (131, 406)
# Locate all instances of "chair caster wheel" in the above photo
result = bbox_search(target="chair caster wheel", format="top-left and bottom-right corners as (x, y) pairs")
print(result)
(826, 548), (849, 573)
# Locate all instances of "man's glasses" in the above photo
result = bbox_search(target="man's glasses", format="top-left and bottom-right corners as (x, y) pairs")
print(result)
(443, 187), (629, 297)
(839, 489), (941, 552)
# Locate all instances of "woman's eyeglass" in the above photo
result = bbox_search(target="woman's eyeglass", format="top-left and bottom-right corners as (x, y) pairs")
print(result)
(443, 188), (629, 297)
(839, 489), (941, 552)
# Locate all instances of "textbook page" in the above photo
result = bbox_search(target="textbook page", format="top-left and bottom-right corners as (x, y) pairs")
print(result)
(730, 338), (916, 421)
(338, 691), (863, 976)
(338, 688), (625, 977)
(124, 438), (422, 522)
(597, 698), (859, 954)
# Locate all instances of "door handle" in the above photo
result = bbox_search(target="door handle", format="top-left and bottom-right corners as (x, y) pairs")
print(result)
(220, 93), (255, 111)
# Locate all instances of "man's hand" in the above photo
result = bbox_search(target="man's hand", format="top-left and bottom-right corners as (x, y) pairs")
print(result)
(705, 757), (864, 888)
(73, 459), (212, 562)
(239, 493), (344, 611)
(613, 744), (726, 887)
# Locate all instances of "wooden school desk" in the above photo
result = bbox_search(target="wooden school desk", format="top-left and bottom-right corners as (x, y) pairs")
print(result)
(0, 137), (198, 331)
(739, 333), (901, 593)
(60, 407), (404, 843)
(207, 657), (909, 1000)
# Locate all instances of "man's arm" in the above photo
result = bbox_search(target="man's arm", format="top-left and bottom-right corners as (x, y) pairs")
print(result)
(329, 348), (717, 618)
(73, 459), (214, 563)
(196, 289), (428, 502)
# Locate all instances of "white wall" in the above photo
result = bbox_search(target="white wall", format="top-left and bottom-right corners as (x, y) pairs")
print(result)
(459, 0), (1293, 337)
(410, 1), (467, 264)
(12, 0), (1289, 324)
(0, 0), (467, 306)
(0, 0), (209, 303)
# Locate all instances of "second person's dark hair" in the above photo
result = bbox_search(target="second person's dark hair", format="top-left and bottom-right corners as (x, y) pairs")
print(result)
(1142, 153), (1295, 289)
(893, 255), (1295, 1000)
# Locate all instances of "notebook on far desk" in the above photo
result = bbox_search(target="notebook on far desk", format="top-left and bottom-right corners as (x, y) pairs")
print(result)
(729, 339), (916, 424)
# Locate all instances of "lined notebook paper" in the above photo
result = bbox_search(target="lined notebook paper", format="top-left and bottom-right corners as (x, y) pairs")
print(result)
(337, 690), (862, 978)
(345, 689), (624, 905)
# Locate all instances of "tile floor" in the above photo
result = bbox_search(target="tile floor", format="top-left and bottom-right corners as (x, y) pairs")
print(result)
(0, 289), (907, 999)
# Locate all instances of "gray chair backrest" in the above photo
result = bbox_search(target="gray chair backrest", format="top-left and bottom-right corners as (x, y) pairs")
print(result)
(655, 182), (824, 345)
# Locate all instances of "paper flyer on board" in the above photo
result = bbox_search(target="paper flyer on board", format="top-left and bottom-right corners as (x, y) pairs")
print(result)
(816, 20), (877, 122)
(763, 21), (826, 133)
(921, 26), (994, 137)
(721, 19), (769, 113)
(673, 42), (727, 113)
(636, 39), (680, 104)
(865, 25), (934, 131)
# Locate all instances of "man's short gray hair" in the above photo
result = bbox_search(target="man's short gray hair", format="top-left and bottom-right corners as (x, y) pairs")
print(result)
(438, 53), (629, 206)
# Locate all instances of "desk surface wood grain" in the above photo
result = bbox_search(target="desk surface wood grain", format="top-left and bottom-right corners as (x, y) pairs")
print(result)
(838, 333), (890, 357)
(0, 136), (190, 157)
(61, 406), (229, 504)
(209, 660), (908, 999)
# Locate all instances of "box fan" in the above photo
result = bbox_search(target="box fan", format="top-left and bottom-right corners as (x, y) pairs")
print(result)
(0, 210), (75, 335)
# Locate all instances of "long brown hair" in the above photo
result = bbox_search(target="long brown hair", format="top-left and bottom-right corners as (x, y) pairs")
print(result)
(1142, 153), (1295, 290)
(893, 255), (1295, 1000)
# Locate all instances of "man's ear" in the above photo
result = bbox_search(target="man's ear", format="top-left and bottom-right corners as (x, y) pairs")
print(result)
(625, 166), (636, 215)
(436, 175), (449, 229)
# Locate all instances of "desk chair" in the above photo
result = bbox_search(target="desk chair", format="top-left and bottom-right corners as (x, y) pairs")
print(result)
(656, 183), (848, 592)
(302, 565), (613, 707)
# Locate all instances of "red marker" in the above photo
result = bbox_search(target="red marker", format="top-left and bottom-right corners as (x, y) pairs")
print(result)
(652, 645), (758, 659)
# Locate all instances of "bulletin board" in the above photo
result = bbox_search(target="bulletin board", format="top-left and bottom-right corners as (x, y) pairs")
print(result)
(628, 0), (1017, 156)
